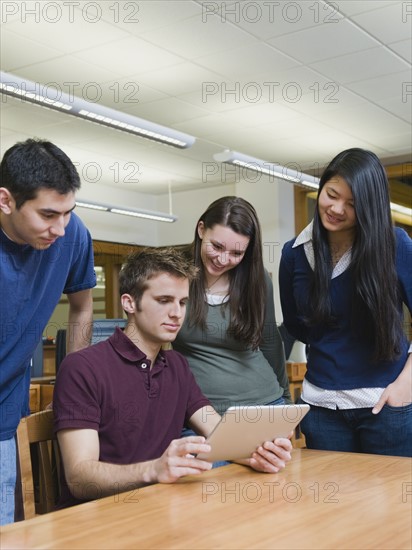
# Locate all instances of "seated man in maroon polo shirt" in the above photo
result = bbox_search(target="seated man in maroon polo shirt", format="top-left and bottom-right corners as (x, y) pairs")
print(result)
(53, 248), (292, 507)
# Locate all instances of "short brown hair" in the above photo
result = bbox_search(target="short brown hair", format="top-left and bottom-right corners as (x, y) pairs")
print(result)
(119, 247), (198, 308)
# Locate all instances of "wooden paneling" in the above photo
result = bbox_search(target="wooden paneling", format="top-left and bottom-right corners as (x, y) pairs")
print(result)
(42, 346), (55, 377)
(93, 240), (143, 319)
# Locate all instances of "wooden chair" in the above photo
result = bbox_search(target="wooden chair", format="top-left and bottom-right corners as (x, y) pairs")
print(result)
(15, 409), (61, 520)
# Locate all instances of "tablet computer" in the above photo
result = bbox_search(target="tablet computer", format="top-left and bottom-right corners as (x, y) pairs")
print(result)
(196, 404), (310, 462)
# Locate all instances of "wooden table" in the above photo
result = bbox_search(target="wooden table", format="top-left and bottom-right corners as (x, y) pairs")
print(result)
(1, 449), (411, 550)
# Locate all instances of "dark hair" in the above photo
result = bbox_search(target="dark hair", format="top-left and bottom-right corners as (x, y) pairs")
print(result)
(310, 148), (402, 361)
(0, 138), (80, 208)
(188, 196), (266, 349)
(119, 247), (198, 309)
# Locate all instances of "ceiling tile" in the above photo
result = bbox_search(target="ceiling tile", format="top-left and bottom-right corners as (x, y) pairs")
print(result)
(284, 131), (390, 161)
(99, 0), (202, 33)
(389, 38), (412, 63)
(177, 83), (259, 113)
(3, 7), (129, 53)
(352, 2), (411, 43)
(376, 97), (412, 124)
(217, 102), (302, 127)
(74, 36), (185, 77)
(253, 65), (346, 93)
(137, 62), (225, 96)
(269, 19), (378, 64)
(92, 77), (168, 110)
(6, 56), (121, 92)
(1, 100), (71, 133)
(345, 70), (411, 102)
(141, 13), (256, 59)
(310, 46), (409, 83)
(314, 103), (411, 136)
(214, 1), (343, 39)
(335, 1), (400, 16)
(195, 42), (299, 80)
(285, 87), (367, 118)
(0, 28), (64, 70)
(122, 97), (210, 125)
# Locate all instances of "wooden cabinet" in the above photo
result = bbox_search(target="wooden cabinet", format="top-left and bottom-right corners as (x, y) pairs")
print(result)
(42, 345), (56, 377)
(29, 384), (54, 413)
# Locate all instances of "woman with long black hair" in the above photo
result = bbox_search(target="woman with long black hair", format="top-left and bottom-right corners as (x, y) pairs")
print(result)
(279, 148), (412, 456)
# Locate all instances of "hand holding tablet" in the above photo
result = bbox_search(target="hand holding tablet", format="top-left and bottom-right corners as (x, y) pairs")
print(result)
(196, 404), (310, 462)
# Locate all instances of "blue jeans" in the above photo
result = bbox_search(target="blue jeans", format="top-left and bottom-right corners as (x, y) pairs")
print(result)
(299, 398), (412, 457)
(182, 397), (285, 468)
(0, 437), (17, 526)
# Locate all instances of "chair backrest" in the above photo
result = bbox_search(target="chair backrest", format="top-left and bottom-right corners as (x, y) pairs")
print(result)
(15, 409), (61, 520)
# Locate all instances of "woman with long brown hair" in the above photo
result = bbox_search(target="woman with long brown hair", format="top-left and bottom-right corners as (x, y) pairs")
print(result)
(174, 196), (290, 415)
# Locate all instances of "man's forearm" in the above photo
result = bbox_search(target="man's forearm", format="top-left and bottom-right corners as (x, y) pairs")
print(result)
(66, 458), (157, 501)
(66, 290), (93, 353)
(67, 310), (93, 353)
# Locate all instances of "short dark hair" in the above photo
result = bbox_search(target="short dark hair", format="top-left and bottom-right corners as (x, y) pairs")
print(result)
(0, 138), (80, 208)
(119, 247), (198, 309)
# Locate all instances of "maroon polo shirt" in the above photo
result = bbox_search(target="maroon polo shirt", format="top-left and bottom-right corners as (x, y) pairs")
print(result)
(54, 327), (210, 507)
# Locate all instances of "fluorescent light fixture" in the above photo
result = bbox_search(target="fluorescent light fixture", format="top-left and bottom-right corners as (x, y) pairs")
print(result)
(0, 71), (195, 149)
(300, 179), (320, 190)
(75, 201), (109, 212)
(213, 149), (320, 188)
(76, 200), (177, 223)
(390, 202), (412, 217)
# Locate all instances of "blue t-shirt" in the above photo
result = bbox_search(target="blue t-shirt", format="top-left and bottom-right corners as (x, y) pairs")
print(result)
(0, 212), (96, 440)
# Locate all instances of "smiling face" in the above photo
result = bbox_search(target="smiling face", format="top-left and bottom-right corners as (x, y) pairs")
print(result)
(122, 272), (189, 355)
(0, 187), (76, 249)
(197, 222), (250, 281)
(318, 175), (357, 239)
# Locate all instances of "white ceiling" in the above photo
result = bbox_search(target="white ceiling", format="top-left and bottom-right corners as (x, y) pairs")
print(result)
(1, 0), (411, 195)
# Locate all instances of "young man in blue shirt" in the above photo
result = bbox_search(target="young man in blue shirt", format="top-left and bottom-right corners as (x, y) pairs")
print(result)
(0, 138), (96, 525)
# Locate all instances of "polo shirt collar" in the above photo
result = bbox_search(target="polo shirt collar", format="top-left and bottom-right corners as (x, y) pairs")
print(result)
(108, 326), (167, 366)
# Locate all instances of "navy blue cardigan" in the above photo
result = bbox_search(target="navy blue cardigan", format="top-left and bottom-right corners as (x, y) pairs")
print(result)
(279, 227), (412, 390)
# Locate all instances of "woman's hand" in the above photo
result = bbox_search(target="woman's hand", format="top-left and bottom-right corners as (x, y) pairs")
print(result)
(372, 355), (412, 414)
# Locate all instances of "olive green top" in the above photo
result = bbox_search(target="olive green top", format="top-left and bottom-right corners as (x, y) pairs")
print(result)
(174, 272), (291, 414)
